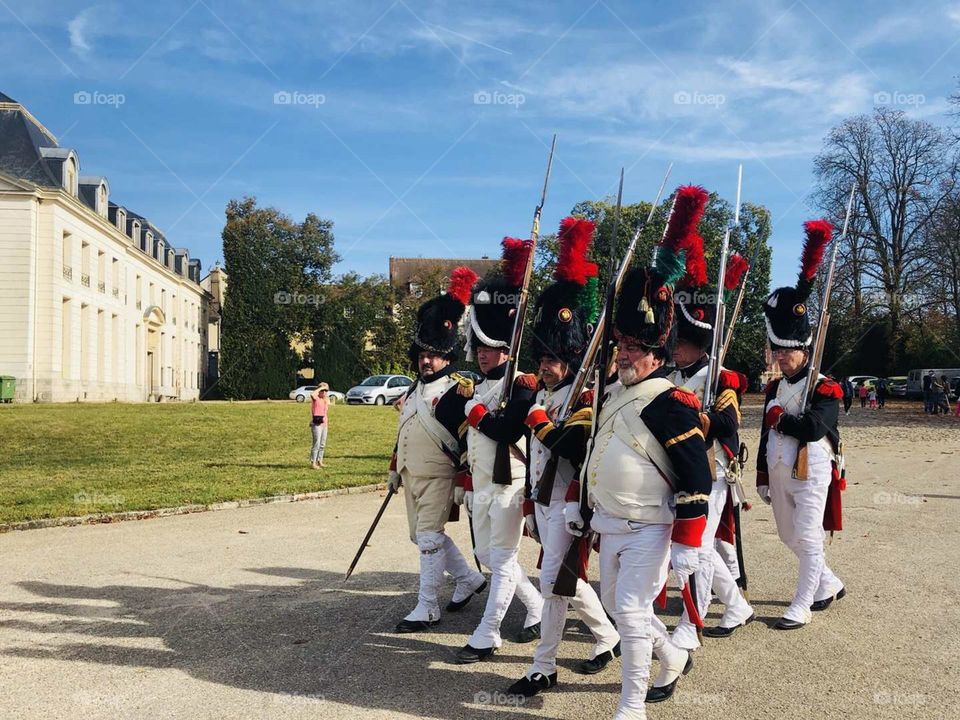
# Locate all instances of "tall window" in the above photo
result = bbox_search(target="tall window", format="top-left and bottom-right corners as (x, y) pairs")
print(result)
(80, 303), (90, 383)
(81, 242), (90, 287)
(117, 209), (126, 232)
(136, 275), (142, 309)
(97, 310), (105, 382)
(62, 231), (72, 281)
(61, 298), (72, 378)
(64, 158), (77, 195)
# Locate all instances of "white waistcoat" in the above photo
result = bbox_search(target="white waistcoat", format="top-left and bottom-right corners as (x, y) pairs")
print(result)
(529, 383), (575, 503)
(396, 376), (458, 479)
(586, 378), (676, 524)
(466, 375), (527, 488)
(765, 374), (833, 475)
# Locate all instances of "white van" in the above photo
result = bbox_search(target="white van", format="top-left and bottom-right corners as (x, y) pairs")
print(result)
(906, 369), (960, 399)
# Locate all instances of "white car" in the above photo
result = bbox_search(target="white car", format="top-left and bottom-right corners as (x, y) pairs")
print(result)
(289, 385), (344, 403)
(345, 374), (414, 405)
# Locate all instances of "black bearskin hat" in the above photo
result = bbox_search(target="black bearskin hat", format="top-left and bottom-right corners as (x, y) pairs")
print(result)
(531, 217), (599, 367)
(465, 237), (532, 360)
(764, 220), (832, 349)
(408, 266), (477, 368)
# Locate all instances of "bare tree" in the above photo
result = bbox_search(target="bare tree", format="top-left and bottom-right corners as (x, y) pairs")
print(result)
(814, 107), (959, 367)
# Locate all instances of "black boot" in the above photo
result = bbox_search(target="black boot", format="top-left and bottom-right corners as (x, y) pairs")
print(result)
(514, 622), (541, 643)
(811, 586), (846, 612)
(395, 618), (438, 633)
(455, 644), (496, 664)
(578, 641), (621, 674)
(446, 580), (488, 612)
(506, 672), (557, 698)
(645, 654), (693, 703)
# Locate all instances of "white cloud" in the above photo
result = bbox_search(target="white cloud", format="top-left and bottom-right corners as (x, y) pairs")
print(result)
(948, 3), (960, 26)
(68, 7), (96, 57)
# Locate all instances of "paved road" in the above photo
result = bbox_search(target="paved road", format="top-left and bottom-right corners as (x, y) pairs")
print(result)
(1, 415), (957, 719)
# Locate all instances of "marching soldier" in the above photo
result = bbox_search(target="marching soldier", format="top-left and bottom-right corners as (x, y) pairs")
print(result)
(506, 217), (620, 698)
(388, 267), (488, 633)
(565, 222), (713, 720)
(757, 220), (846, 631)
(667, 187), (755, 648)
(453, 238), (544, 663)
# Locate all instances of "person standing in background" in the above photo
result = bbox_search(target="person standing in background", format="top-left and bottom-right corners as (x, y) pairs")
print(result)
(840, 377), (853, 415)
(310, 383), (330, 469)
(858, 383), (868, 409)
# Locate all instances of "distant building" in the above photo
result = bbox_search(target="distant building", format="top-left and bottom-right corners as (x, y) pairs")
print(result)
(199, 263), (227, 389)
(388, 256), (498, 297)
(0, 92), (210, 402)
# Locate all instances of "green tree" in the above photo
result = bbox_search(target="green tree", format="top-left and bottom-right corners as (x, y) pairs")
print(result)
(218, 197), (338, 399)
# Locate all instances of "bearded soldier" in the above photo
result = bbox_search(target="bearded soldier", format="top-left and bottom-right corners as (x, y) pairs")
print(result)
(387, 267), (488, 633)
(503, 217), (620, 698)
(453, 239), (544, 663)
(667, 186), (755, 648)
(565, 223), (713, 720)
(757, 220), (846, 631)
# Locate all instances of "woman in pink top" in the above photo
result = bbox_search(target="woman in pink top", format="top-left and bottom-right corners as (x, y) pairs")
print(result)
(310, 383), (330, 468)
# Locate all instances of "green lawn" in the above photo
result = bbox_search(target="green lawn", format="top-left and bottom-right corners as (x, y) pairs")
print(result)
(0, 401), (397, 525)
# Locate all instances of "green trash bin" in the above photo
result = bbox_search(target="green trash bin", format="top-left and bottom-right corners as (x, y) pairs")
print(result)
(0, 376), (15, 403)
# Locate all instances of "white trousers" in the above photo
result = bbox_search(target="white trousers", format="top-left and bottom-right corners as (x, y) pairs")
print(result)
(673, 475), (753, 648)
(527, 496), (619, 677)
(715, 538), (740, 581)
(769, 462), (843, 623)
(595, 512), (676, 720)
(468, 480), (542, 648)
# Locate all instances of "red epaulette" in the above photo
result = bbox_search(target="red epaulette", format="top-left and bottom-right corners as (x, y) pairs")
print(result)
(718, 369), (744, 394)
(816, 378), (843, 399)
(578, 389), (594, 407)
(514, 373), (538, 391)
(670, 387), (701, 410)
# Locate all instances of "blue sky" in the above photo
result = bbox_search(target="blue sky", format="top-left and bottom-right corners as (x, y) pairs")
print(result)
(3, 0), (959, 287)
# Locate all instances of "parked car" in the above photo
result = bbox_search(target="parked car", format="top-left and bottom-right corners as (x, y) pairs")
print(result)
(885, 376), (908, 398)
(848, 375), (878, 390)
(289, 385), (344, 403)
(950, 377), (960, 401)
(346, 375), (414, 405)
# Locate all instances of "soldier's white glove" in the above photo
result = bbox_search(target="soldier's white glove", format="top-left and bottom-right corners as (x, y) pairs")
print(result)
(387, 471), (401, 493)
(464, 491), (474, 515)
(524, 514), (540, 543)
(757, 485), (771, 505)
(453, 486), (465, 506)
(671, 543), (700, 578)
(564, 501), (585, 537)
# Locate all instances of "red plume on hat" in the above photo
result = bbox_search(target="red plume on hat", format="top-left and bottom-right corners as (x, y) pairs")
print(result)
(555, 217), (598, 284)
(657, 185), (709, 289)
(500, 237), (533, 287)
(796, 220), (832, 300)
(724, 253), (749, 291)
(447, 266), (478, 306)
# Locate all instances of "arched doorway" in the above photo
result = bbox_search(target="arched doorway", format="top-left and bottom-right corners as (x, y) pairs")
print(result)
(143, 305), (166, 401)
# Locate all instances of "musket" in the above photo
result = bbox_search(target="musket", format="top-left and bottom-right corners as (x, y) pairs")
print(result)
(703, 164), (743, 410)
(344, 486), (397, 581)
(491, 134), (557, 485)
(534, 164), (673, 506)
(793, 185), (855, 480)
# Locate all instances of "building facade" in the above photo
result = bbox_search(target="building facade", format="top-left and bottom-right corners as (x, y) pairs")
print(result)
(0, 93), (210, 402)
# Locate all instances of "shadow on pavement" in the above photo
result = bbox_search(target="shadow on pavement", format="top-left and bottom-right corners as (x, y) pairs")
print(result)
(0, 567), (615, 719)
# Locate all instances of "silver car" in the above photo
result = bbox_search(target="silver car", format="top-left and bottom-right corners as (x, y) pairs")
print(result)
(289, 385), (344, 403)
(346, 375), (414, 405)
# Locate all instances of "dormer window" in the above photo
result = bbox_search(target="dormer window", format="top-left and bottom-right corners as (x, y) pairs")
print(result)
(131, 220), (141, 246)
(97, 184), (108, 217)
(145, 231), (154, 257)
(116, 209), (126, 232)
(64, 157), (77, 195)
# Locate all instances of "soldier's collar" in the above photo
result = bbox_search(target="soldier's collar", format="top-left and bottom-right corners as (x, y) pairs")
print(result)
(483, 362), (507, 381)
(784, 364), (811, 385)
(544, 373), (574, 393)
(420, 364), (455, 384)
(679, 355), (708, 381)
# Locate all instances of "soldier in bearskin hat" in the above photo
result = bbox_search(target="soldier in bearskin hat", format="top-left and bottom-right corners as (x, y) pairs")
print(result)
(503, 217), (620, 698)
(386, 267), (487, 633)
(452, 238), (544, 663)
(563, 192), (713, 719)
(667, 186), (755, 649)
(757, 220), (846, 630)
